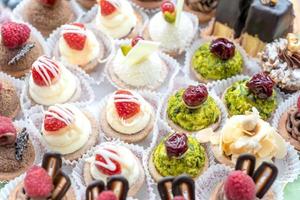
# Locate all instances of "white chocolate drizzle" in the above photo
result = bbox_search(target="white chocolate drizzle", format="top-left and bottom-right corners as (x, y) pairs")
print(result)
(94, 148), (122, 172)
(61, 24), (87, 36)
(44, 104), (75, 127)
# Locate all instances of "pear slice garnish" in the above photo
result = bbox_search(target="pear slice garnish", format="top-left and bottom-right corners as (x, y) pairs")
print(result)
(175, 0), (184, 27)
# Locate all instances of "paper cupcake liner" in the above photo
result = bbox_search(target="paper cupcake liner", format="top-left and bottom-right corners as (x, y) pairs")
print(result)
(72, 140), (156, 200)
(160, 72), (228, 135)
(13, 0), (84, 38)
(96, 89), (162, 149)
(195, 164), (283, 200)
(20, 66), (95, 115)
(47, 23), (115, 85)
(105, 39), (180, 93)
(184, 38), (261, 83)
(129, 0), (160, 14)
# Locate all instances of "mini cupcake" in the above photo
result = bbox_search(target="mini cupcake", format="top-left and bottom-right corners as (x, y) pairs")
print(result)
(0, 22), (44, 78)
(211, 108), (287, 167)
(260, 33), (300, 93)
(223, 73), (277, 120)
(184, 0), (219, 23)
(41, 104), (99, 161)
(94, 0), (143, 39)
(191, 38), (243, 82)
(83, 144), (145, 196)
(0, 117), (36, 182)
(0, 79), (20, 118)
(20, 0), (76, 37)
(131, 0), (162, 9)
(167, 84), (221, 133)
(145, 0), (198, 55)
(100, 89), (155, 143)
(149, 132), (208, 182)
(106, 37), (168, 90)
(8, 153), (76, 200)
(28, 55), (80, 106)
(77, 0), (97, 10)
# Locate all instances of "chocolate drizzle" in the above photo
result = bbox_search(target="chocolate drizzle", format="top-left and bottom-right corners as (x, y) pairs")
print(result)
(286, 107), (300, 141)
(186, 0), (218, 13)
(15, 128), (29, 161)
(279, 48), (300, 69)
(8, 43), (35, 66)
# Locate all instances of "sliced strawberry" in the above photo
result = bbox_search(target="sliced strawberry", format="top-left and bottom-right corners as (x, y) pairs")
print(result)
(44, 111), (67, 132)
(114, 90), (140, 120)
(100, 0), (116, 16)
(297, 96), (300, 112)
(63, 24), (87, 51)
(39, 0), (57, 7)
(95, 149), (122, 175)
(32, 61), (59, 86)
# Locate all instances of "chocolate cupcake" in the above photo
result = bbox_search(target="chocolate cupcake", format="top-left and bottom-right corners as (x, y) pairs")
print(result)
(77, 0), (96, 10)
(0, 79), (20, 119)
(184, 0), (219, 23)
(131, 0), (162, 9)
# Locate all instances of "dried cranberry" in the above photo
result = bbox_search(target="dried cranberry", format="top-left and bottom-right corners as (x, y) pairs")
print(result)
(183, 85), (208, 109)
(131, 36), (144, 47)
(210, 38), (235, 60)
(297, 96), (300, 112)
(165, 133), (188, 158)
(246, 72), (275, 99)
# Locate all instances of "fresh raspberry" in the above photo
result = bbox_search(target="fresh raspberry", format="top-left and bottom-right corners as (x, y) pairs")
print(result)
(95, 149), (122, 175)
(31, 58), (60, 86)
(44, 111), (68, 132)
(114, 90), (140, 120)
(97, 191), (118, 200)
(1, 22), (31, 49)
(63, 24), (87, 51)
(24, 166), (54, 198)
(297, 96), (300, 112)
(100, 0), (116, 16)
(161, 0), (175, 13)
(224, 171), (256, 200)
(39, 0), (57, 7)
(173, 196), (185, 200)
(131, 36), (144, 47)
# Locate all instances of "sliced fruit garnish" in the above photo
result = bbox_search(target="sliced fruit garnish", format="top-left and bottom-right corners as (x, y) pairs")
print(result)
(95, 149), (122, 175)
(100, 0), (117, 16)
(161, 1), (176, 24)
(63, 23), (87, 51)
(44, 112), (68, 132)
(114, 90), (140, 119)
(131, 36), (144, 47)
(297, 96), (300, 111)
(120, 45), (132, 56)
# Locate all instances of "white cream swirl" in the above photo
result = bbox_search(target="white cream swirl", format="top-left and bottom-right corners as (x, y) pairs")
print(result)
(106, 90), (152, 134)
(95, 0), (137, 39)
(87, 145), (140, 186)
(42, 104), (92, 155)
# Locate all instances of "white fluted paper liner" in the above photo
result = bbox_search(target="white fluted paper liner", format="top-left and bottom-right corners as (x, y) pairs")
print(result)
(160, 73), (228, 135)
(0, 172), (81, 200)
(72, 140), (156, 200)
(78, 3), (149, 38)
(20, 66), (95, 114)
(25, 104), (100, 166)
(13, 0), (84, 37)
(129, 0), (160, 14)
(184, 37), (261, 83)
(195, 164), (283, 200)
(96, 89), (162, 148)
(47, 23), (115, 85)
(104, 39), (180, 92)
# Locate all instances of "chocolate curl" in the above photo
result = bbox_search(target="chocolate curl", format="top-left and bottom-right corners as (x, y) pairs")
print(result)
(42, 152), (62, 179)
(107, 175), (129, 200)
(235, 154), (256, 177)
(158, 176), (174, 200)
(51, 170), (72, 200)
(86, 180), (105, 200)
(172, 175), (195, 200)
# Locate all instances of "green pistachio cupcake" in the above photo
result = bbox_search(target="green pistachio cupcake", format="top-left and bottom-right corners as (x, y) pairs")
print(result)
(191, 38), (243, 82)
(167, 85), (221, 132)
(223, 73), (277, 120)
(148, 132), (208, 182)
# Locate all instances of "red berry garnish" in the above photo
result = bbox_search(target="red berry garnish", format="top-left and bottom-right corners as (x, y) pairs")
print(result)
(131, 36), (144, 47)
(39, 0), (57, 7)
(114, 90), (140, 120)
(297, 96), (300, 112)
(0, 116), (17, 146)
(183, 85), (208, 109)
(161, 0), (175, 13)
(1, 22), (31, 49)
(165, 133), (188, 158)
(95, 149), (122, 175)
(246, 72), (274, 99)
(173, 196), (185, 200)
(63, 23), (87, 51)
(24, 166), (54, 198)
(44, 111), (68, 132)
(210, 38), (235, 60)
(100, 0), (117, 16)
(97, 191), (118, 200)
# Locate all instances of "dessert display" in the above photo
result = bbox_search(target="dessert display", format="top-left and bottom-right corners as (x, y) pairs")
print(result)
(100, 89), (155, 143)
(41, 104), (98, 161)
(149, 132), (208, 182)
(107, 36), (168, 90)
(191, 38), (243, 82)
(210, 154), (278, 200)
(83, 144), (144, 196)
(0, 116), (35, 182)
(211, 108), (287, 167)
(77, 0), (97, 10)
(0, 21), (44, 78)
(223, 72), (277, 120)
(8, 152), (76, 200)
(19, 0), (76, 37)
(0, 79), (20, 118)
(28, 55), (79, 106)
(167, 84), (221, 132)
(131, 0), (162, 9)
(260, 33), (300, 93)
(184, 0), (219, 23)
(146, 0), (197, 55)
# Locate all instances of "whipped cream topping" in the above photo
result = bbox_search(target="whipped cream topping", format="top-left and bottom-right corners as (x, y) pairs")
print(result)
(42, 104), (92, 155)
(106, 90), (152, 134)
(59, 24), (100, 66)
(29, 57), (77, 106)
(95, 0), (137, 39)
(112, 49), (166, 87)
(148, 12), (194, 51)
(86, 145), (140, 186)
